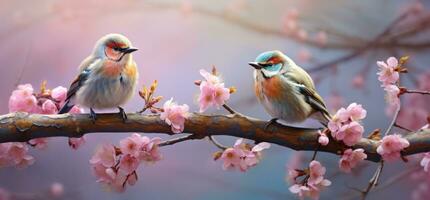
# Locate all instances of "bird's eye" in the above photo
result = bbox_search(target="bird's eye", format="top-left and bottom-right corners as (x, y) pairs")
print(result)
(259, 63), (272, 67)
(113, 47), (121, 51)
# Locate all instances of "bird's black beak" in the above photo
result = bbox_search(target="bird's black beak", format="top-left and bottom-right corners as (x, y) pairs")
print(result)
(122, 47), (138, 54)
(248, 62), (263, 69)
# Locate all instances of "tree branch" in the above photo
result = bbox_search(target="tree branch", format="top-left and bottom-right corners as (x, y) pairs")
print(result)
(0, 112), (429, 162)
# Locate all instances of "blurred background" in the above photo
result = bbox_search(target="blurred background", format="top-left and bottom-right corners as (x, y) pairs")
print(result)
(0, 0), (430, 199)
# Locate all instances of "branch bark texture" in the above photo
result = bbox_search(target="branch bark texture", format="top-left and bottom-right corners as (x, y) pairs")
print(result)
(0, 112), (429, 162)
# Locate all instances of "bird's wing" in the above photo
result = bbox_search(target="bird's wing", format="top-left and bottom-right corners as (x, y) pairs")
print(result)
(65, 57), (100, 101)
(282, 67), (331, 120)
(65, 68), (91, 101)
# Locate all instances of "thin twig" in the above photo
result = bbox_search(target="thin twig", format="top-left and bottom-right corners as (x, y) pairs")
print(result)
(308, 11), (410, 73)
(345, 163), (420, 200)
(361, 161), (384, 200)
(405, 89), (430, 95)
(394, 123), (413, 132)
(159, 134), (200, 147)
(208, 136), (228, 150)
(222, 104), (237, 115)
(384, 104), (401, 136)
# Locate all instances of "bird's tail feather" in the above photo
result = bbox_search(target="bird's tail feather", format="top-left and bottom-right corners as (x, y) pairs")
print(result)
(58, 100), (74, 114)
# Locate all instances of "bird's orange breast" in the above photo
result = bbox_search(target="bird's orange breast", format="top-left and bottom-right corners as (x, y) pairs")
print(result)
(261, 76), (283, 100)
(102, 60), (122, 77)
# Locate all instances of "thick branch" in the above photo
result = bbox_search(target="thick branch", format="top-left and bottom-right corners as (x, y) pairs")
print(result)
(0, 112), (429, 162)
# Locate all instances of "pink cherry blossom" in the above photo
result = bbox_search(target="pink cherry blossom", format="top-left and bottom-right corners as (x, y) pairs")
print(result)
(200, 69), (221, 85)
(220, 147), (245, 171)
(219, 139), (270, 172)
(160, 98), (190, 133)
(245, 142), (271, 167)
(335, 121), (364, 146)
(289, 184), (311, 199)
(377, 134), (410, 161)
(0, 142), (35, 168)
(139, 137), (162, 162)
(287, 169), (300, 183)
(92, 163), (116, 183)
(41, 99), (58, 114)
(51, 86), (67, 102)
(339, 148), (367, 173)
(198, 69), (231, 112)
(346, 103), (367, 121)
(420, 153), (430, 172)
(8, 84), (38, 113)
(69, 105), (83, 114)
(90, 144), (116, 167)
(377, 57), (399, 86)
(251, 142), (271, 152)
(28, 138), (49, 149)
(118, 154), (139, 175)
(68, 136), (86, 150)
(315, 31), (327, 46)
(289, 160), (331, 200)
(384, 84), (400, 108)
(198, 80), (230, 112)
(318, 130), (329, 146)
(308, 160), (326, 186)
(119, 133), (146, 158)
(50, 182), (64, 197)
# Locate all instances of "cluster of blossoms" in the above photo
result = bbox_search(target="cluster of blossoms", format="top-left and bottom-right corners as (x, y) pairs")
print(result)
(0, 142), (34, 168)
(376, 57), (408, 114)
(328, 103), (366, 146)
(338, 148), (367, 172)
(1, 83), (86, 168)
(288, 160), (331, 200)
(377, 134), (410, 161)
(215, 139), (270, 172)
(197, 68), (232, 113)
(90, 133), (162, 192)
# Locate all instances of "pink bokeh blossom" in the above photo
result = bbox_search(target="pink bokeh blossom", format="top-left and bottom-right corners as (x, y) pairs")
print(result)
(421, 153), (430, 172)
(0, 142), (35, 168)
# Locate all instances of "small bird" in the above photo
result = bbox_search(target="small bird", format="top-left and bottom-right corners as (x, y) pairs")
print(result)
(59, 33), (139, 122)
(249, 50), (331, 127)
